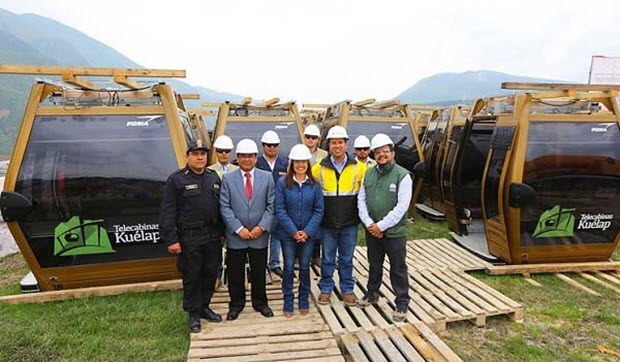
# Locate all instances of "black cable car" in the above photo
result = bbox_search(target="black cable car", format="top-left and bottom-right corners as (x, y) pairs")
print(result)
(0, 65), (198, 291)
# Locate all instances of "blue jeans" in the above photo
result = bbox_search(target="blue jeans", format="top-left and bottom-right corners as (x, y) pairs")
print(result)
(281, 237), (315, 312)
(269, 235), (282, 270)
(319, 225), (358, 295)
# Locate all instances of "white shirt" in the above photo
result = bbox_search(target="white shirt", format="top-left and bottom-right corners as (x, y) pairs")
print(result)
(235, 168), (256, 234)
(242, 168), (255, 188)
(217, 162), (230, 174)
(263, 155), (276, 171)
(357, 168), (412, 232)
(294, 175), (309, 187)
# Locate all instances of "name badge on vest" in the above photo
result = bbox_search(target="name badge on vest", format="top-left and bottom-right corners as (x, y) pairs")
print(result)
(185, 184), (198, 190)
(389, 183), (397, 192)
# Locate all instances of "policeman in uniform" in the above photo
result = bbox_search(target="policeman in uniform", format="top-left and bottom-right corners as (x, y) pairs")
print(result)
(159, 140), (224, 333)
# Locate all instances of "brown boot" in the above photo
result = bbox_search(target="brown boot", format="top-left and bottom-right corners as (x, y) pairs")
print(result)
(318, 293), (331, 305)
(342, 294), (357, 306)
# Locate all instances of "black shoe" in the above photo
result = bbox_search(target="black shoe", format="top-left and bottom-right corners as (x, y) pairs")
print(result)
(188, 313), (201, 333)
(200, 307), (222, 323)
(260, 307), (274, 318)
(226, 310), (240, 321)
(271, 267), (283, 278)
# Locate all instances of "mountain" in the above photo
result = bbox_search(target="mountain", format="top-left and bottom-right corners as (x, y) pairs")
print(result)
(396, 70), (566, 105)
(0, 8), (243, 154)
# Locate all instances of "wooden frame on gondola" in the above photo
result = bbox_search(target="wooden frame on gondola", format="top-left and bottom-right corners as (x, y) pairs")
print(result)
(478, 83), (620, 264)
(205, 98), (305, 165)
(0, 65), (194, 291)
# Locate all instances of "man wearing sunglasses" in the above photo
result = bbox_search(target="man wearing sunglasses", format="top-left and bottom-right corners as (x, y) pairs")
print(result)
(353, 135), (377, 167)
(303, 124), (328, 166)
(208, 135), (239, 178)
(304, 124), (328, 266)
(207, 135), (239, 289)
(256, 130), (288, 278)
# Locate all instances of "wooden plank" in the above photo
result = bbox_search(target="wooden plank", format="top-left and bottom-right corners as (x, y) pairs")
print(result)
(370, 329), (407, 362)
(260, 97), (280, 107)
(487, 261), (620, 275)
(0, 279), (182, 305)
(199, 347), (343, 362)
(113, 75), (143, 90)
(578, 273), (620, 293)
(0, 64), (185, 77)
(356, 330), (389, 362)
(501, 82), (620, 91)
(404, 323), (463, 362)
(522, 273), (543, 287)
(400, 322), (444, 361)
(596, 272), (620, 285)
(341, 333), (369, 362)
(431, 238), (492, 269)
(369, 100), (401, 108)
(310, 282), (345, 334)
(353, 98), (376, 106)
(188, 339), (337, 358)
(384, 327), (425, 362)
(180, 93), (200, 99)
(432, 269), (497, 314)
(61, 73), (98, 90)
(555, 273), (601, 296)
(190, 331), (334, 348)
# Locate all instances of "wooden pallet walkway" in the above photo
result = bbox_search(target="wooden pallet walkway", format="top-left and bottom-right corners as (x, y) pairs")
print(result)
(340, 325), (463, 362)
(405, 238), (494, 272)
(352, 243), (523, 329)
(187, 281), (344, 361)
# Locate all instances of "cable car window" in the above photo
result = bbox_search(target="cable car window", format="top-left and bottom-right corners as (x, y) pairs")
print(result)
(459, 125), (493, 218)
(484, 126), (516, 221)
(520, 122), (619, 246)
(442, 126), (463, 203)
(224, 121), (300, 158)
(346, 121), (415, 154)
(15, 114), (177, 268)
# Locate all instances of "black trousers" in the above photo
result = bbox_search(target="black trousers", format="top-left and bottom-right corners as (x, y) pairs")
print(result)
(365, 232), (410, 310)
(227, 247), (269, 312)
(177, 241), (221, 312)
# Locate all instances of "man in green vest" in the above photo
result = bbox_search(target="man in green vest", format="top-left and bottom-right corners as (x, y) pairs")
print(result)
(356, 133), (412, 322)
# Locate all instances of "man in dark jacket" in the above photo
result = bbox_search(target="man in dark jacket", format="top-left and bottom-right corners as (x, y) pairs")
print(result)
(255, 130), (288, 277)
(159, 140), (224, 333)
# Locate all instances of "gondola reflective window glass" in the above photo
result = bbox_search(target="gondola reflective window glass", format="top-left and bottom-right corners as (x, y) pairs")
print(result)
(520, 122), (620, 246)
(484, 126), (516, 221)
(224, 121), (300, 158)
(15, 114), (177, 268)
(346, 121), (419, 169)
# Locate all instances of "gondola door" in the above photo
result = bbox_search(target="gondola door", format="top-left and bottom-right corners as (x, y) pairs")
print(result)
(481, 118), (518, 262)
(442, 120), (468, 234)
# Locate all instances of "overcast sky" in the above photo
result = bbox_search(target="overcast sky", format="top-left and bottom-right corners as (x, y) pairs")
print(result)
(1, 0), (619, 103)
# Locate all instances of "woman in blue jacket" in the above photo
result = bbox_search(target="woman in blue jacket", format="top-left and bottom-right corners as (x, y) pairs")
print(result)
(274, 144), (324, 317)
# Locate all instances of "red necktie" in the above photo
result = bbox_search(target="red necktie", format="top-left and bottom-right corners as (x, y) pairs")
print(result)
(245, 172), (252, 201)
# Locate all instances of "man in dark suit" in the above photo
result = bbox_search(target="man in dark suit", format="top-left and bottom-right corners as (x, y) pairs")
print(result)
(220, 138), (276, 320)
(255, 130), (288, 277)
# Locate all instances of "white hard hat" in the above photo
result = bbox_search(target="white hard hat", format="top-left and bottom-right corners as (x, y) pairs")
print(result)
(288, 144), (312, 160)
(326, 125), (349, 140)
(261, 130), (281, 144)
(353, 135), (371, 149)
(236, 138), (259, 154)
(304, 124), (321, 137)
(370, 133), (394, 150)
(213, 135), (234, 149)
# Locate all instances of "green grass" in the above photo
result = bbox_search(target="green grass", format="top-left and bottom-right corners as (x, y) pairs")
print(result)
(0, 214), (618, 361)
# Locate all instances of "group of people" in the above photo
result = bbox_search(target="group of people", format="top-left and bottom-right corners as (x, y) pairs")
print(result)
(159, 124), (412, 333)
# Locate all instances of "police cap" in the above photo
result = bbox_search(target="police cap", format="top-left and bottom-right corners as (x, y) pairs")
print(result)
(186, 139), (209, 153)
